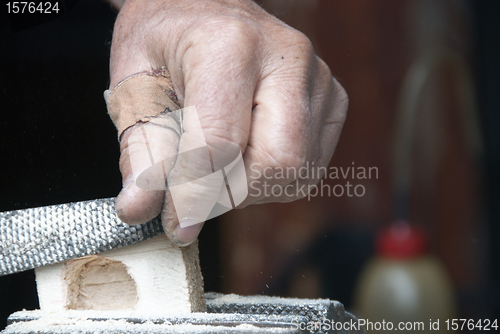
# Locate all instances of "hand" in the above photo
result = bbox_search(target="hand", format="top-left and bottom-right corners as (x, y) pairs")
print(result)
(109, 0), (348, 246)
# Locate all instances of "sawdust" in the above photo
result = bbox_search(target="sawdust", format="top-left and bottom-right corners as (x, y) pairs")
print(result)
(206, 292), (332, 307)
(5, 310), (296, 333)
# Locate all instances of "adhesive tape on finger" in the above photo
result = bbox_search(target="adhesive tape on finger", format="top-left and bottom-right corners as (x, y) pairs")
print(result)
(105, 67), (181, 138)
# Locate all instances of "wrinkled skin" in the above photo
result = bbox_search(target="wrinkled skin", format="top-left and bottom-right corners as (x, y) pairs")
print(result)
(110, 0), (348, 246)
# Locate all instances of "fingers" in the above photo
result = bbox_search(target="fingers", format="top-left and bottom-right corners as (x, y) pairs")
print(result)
(160, 21), (260, 245)
(108, 6), (349, 247)
(161, 189), (206, 246)
(239, 53), (348, 206)
(115, 117), (180, 225)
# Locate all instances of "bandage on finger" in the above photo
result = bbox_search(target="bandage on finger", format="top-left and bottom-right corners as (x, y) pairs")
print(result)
(104, 67), (181, 138)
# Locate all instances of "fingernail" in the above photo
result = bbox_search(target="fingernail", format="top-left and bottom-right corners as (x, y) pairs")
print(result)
(173, 220), (202, 246)
(103, 90), (112, 103)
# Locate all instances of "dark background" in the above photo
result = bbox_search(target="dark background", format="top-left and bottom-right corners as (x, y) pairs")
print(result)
(1, 0), (499, 330)
(0, 0), (221, 328)
(475, 0), (500, 323)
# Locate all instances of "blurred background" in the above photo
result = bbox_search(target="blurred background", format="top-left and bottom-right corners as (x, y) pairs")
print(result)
(0, 0), (498, 331)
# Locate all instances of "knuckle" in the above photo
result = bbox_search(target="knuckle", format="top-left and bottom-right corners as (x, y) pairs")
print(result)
(320, 75), (349, 125)
(316, 56), (333, 79)
(204, 126), (247, 153)
(191, 16), (258, 50)
(182, 17), (260, 75)
(271, 29), (315, 79)
(336, 80), (349, 108)
(282, 29), (314, 60)
(334, 79), (349, 118)
(265, 143), (307, 177)
(217, 18), (254, 40)
(293, 30), (314, 53)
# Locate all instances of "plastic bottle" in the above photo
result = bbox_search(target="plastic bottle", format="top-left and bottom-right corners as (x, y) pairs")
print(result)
(353, 221), (457, 334)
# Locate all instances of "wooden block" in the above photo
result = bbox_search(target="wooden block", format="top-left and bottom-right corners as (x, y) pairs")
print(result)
(35, 235), (205, 313)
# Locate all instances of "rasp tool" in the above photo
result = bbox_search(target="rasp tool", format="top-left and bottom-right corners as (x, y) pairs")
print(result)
(0, 198), (163, 276)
